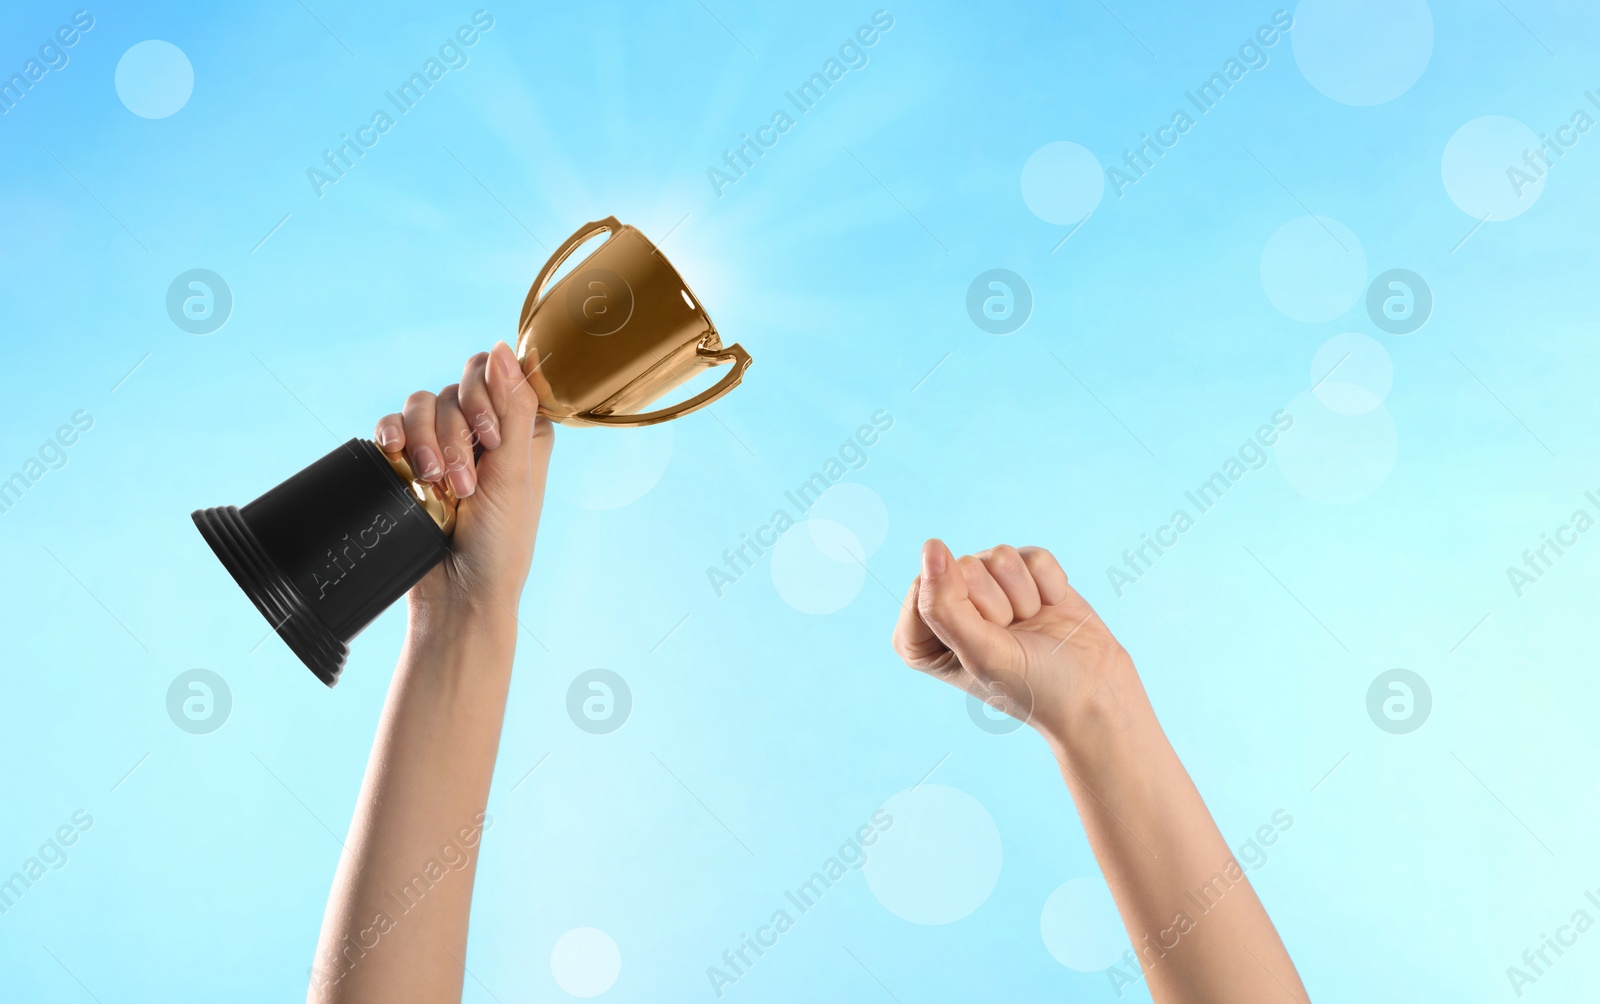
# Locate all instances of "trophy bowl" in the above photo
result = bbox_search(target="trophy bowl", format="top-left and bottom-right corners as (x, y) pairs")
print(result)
(193, 216), (751, 686)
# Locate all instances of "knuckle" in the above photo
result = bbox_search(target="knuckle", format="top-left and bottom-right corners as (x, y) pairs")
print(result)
(1021, 546), (1059, 575)
(406, 424), (437, 447)
(507, 382), (539, 413)
(404, 390), (435, 410)
(990, 544), (1023, 570)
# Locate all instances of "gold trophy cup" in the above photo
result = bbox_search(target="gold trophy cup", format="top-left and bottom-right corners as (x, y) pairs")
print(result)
(192, 217), (752, 685)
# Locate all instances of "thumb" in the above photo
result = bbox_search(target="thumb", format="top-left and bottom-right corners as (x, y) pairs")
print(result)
(916, 539), (1011, 672)
(476, 340), (552, 496)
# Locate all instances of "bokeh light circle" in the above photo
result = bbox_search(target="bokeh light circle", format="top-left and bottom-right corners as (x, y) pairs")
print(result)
(864, 784), (1002, 925)
(552, 426), (672, 510)
(1041, 876), (1129, 971)
(1311, 332), (1392, 416)
(1442, 116), (1545, 221)
(116, 41), (194, 119)
(1291, 0), (1434, 106)
(1276, 389), (1398, 504)
(808, 483), (889, 557)
(551, 927), (621, 997)
(771, 519), (865, 614)
(1021, 142), (1105, 225)
(1260, 216), (1367, 323)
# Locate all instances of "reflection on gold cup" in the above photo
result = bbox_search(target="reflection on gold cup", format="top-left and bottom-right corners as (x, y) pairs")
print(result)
(192, 216), (752, 685)
(397, 215), (755, 531)
(517, 216), (752, 426)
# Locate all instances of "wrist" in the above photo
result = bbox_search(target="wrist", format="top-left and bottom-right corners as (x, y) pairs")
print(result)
(406, 592), (520, 650)
(1031, 653), (1151, 757)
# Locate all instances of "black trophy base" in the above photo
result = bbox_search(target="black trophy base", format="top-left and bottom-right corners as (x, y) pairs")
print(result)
(193, 438), (451, 687)
(193, 504), (350, 685)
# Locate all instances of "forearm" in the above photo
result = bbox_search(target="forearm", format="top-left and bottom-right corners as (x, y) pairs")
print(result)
(309, 603), (517, 1003)
(1046, 665), (1308, 1004)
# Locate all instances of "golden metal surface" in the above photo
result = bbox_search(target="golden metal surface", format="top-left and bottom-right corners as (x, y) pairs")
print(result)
(515, 217), (752, 427)
(383, 216), (751, 534)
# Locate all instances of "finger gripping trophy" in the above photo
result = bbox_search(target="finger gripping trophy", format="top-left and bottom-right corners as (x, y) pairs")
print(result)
(191, 218), (752, 686)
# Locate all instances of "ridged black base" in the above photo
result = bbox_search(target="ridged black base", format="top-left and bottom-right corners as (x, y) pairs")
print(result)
(193, 505), (349, 686)
(193, 438), (452, 687)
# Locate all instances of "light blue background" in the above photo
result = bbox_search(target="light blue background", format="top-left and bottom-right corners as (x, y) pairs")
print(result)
(2, 0), (1596, 1000)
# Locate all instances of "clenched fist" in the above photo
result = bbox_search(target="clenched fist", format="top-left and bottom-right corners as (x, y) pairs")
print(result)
(892, 539), (1135, 743)
(374, 341), (554, 614)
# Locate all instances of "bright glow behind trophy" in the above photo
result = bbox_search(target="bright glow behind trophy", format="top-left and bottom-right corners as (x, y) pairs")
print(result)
(192, 218), (752, 685)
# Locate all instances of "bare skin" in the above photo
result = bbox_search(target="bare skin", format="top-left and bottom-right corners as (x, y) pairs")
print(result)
(892, 539), (1309, 1004)
(308, 340), (552, 1003)
(303, 346), (1305, 1000)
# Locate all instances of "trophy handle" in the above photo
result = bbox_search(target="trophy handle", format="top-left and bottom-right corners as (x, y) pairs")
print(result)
(516, 216), (621, 349)
(578, 344), (752, 427)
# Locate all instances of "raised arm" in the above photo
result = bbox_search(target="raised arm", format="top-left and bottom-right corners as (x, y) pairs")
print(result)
(308, 342), (553, 1003)
(891, 539), (1308, 1004)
